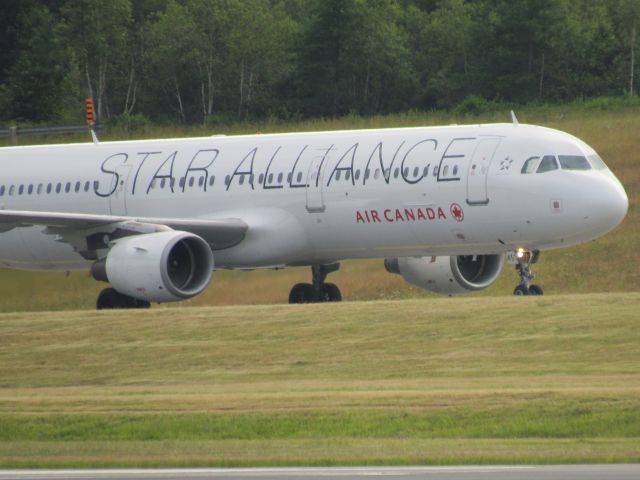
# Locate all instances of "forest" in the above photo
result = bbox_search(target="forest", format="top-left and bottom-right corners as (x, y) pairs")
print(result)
(0, 0), (639, 125)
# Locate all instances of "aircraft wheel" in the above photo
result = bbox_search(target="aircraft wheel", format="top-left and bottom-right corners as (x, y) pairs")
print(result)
(289, 283), (313, 304)
(529, 284), (544, 296)
(513, 285), (529, 296)
(322, 283), (342, 302)
(97, 288), (149, 310)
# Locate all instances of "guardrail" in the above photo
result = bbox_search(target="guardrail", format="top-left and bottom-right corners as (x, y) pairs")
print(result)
(0, 124), (103, 145)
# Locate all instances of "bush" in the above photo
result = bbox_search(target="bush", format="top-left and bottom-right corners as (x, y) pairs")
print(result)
(108, 113), (151, 133)
(453, 95), (494, 115)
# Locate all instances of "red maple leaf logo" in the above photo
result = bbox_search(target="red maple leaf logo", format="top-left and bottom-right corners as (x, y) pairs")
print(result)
(450, 203), (464, 222)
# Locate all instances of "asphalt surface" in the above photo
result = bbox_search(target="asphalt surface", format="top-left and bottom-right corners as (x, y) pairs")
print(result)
(1, 466), (639, 480)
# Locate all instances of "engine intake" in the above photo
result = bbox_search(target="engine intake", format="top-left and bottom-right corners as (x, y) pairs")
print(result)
(385, 254), (504, 295)
(92, 231), (214, 303)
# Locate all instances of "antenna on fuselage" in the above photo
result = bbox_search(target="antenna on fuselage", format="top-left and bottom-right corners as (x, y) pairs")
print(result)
(510, 110), (519, 126)
(85, 97), (99, 144)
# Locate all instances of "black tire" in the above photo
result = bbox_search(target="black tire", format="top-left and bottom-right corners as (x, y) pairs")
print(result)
(289, 283), (313, 304)
(322, 283), (342, 302)
(97, 288), (123, 309)
(97, 288), (149, 310)
(513, 285), (529, 296)
(529, 284), (544, 296)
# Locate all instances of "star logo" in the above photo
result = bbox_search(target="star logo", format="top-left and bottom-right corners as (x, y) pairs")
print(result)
(450, 203), (464, 222)
(499, 157), (514, 171)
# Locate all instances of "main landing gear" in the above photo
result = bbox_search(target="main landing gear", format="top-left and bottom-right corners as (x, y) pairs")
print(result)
(96, 288), (151, 310)
(289, 263), (342, 303)
(513, 249), (544, 296)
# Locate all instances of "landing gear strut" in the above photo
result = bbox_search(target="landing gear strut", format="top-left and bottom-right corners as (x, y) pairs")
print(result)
(96, 288), (151, 310)
(289, 263), (342, 303)
(513, 249), (543, 296)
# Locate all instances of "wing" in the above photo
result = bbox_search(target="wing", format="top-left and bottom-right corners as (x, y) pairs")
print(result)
(0, 209), (248, 259)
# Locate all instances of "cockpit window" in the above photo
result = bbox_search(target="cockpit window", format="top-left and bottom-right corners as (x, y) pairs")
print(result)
(558, 155), (591, 171)
(521, 156), (539, 174)
(536, 155), (559, 173)
(588, 154), (609, 170)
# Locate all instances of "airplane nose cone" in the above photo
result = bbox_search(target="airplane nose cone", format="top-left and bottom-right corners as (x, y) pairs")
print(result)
(587, 173), (628, 235)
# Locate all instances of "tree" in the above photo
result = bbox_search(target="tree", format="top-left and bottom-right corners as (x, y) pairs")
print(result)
(5, 3), (78, 122)
(60, 0), (133, 121)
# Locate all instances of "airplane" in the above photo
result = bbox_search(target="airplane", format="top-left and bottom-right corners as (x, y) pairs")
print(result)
(0, 116), (629, 309)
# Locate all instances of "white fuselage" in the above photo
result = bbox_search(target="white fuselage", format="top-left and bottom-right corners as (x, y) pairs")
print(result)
(0, 123), (628, 271)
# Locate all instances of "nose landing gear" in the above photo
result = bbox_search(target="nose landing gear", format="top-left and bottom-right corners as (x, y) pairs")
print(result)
(512, 249), (544, 296)
(289, 263), (342, 303)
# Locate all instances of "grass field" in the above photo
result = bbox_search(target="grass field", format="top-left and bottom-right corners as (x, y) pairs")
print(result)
(0, 103), (638, 311)
(0, 293), (639, 466)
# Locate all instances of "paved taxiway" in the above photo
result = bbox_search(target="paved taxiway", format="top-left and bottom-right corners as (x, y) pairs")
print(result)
(1, 466), (639, 480)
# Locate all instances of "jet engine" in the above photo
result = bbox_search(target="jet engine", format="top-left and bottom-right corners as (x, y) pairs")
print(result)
(384, 255), (504, 295)
(91, 231), (214, 303)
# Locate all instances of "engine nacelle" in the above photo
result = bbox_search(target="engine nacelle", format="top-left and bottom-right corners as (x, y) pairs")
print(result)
(92, 231), (214, 303)
(385, 255), (504, 295)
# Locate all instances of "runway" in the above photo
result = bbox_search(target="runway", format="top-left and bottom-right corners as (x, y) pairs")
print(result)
(1, 465), (639, 480)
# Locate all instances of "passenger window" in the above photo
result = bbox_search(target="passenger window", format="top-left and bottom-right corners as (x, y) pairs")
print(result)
(374, 169), (381, 180)
(199, 176), (205, 187)
(345, 170), (351, 181)
(189, 177), (195, 187)
(394, 168), (400, 178)
(297, 172), (303, 183)
(537, 155), (559, 173)
(521, 156), (539, 174)
(268, 173), (273, 184)
(9, 185), (15, 196)
(56, 183), (62, 193)
(558, 155), (591, 171)
(65, 182), (71, 193)
(209, 176), (215, 187)
(287, 173), (292, 183)
(336, 170), (342, 180)
(47, 184), (52, 194)
(84, 181), (90, 192)
(225, 175), (231, 186)
(18, 185), (24, 195)
(453, 165), (459, 176)
(28, 184), (33, 194)
(423, 165), (430, 177)
(403, 168), (409, 177)
(413, 167), (419, 177)
(277, 173), (283, 183)
(239, 175), (245, 185)
(259, 174), (264, 184)
(355, 170), (361, 180)
(443, 166), (449, 176)
(0, 186), (4, 196)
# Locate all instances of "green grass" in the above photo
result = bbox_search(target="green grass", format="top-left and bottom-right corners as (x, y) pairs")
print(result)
(0, 293), (639, 466)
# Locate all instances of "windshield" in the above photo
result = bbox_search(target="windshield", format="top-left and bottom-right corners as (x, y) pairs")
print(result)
(588, 154), (609, 170)
(558, 155), (591, 171)
(536, 155), (559, 173)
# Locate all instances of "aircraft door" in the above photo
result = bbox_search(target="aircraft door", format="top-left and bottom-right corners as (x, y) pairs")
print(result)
(109, 164), (132, 215)
(306, 155), (326, 213)
(466, 137), (501, 205)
